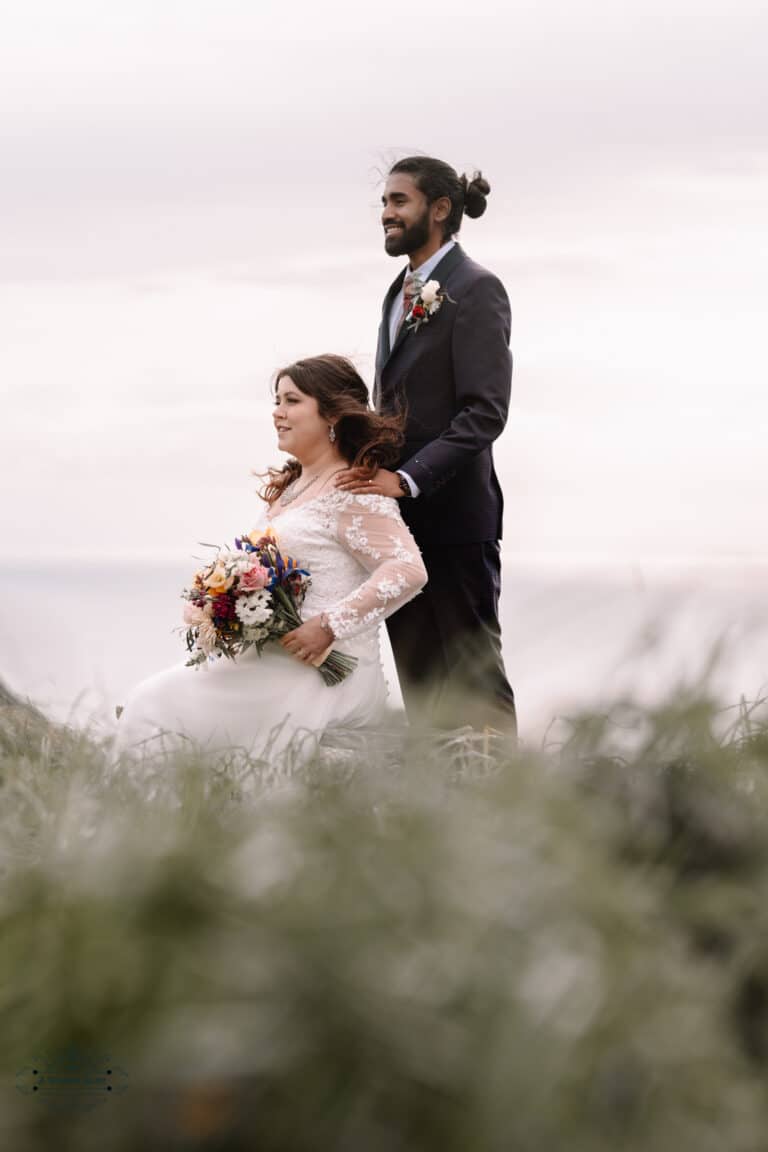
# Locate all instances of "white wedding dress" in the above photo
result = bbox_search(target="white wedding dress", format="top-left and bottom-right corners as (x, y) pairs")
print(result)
(115, 491), (427, 770)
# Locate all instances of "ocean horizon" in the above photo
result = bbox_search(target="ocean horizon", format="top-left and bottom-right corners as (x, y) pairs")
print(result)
(3, 554), (766, 743)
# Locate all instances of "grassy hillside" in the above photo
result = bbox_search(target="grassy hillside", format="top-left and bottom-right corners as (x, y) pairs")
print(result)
(1, 678), (767, 1151)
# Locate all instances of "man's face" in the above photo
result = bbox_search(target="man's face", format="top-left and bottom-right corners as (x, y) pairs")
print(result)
(381, 173), (433, 258)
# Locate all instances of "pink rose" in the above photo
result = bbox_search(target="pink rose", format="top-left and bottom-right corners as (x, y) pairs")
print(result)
(240, 564), (269, 591)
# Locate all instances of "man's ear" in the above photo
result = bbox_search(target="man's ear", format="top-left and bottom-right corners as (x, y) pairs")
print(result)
(432, 195), (451, 224)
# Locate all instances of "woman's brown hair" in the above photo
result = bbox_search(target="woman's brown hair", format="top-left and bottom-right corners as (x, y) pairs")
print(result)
(257, 354), (405, 504)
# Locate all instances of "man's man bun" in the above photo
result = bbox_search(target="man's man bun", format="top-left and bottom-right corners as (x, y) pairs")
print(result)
(461, 171), (491, 219)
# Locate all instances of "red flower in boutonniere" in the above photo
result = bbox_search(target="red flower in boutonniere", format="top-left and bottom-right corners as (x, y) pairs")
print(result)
(404, 278), (454, 334)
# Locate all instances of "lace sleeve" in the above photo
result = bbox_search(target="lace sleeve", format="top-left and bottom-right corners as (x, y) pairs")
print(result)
(324, 494), (428, 641)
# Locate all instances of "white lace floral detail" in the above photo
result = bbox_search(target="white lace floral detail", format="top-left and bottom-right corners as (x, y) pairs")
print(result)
(310, 489), (403, 529)
(327, 567), (408, 635)
(326, 587), (365, 638)
(248, 490), (427, 646)
(376, 572), (408, 603)
(389, 535), (420, 565)
(324, 494), (427, 641)
(345, 515), (382, 561)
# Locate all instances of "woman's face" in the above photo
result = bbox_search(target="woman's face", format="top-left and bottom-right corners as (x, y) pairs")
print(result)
(273, 375), (329, 460)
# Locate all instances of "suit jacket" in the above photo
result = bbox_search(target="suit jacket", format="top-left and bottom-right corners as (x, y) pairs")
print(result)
(374, 243), (512, 546)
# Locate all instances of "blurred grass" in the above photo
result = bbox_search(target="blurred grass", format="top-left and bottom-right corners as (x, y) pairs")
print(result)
(2, 677), (768, 1151)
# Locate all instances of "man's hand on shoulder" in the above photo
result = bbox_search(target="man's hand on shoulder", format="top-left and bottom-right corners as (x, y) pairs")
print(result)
(333, 467), (404, 498)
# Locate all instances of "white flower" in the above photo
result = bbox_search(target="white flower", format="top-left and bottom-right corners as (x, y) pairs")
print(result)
(243, 624), (269, 642)
(420, 279), (440, 306)
(236, 589), (273, 626)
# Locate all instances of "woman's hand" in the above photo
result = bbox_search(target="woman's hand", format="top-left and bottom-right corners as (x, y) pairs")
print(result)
(280, 616), (335, 665)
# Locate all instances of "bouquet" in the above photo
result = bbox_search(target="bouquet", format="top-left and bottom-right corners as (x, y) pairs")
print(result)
(180, 527), (357, 686)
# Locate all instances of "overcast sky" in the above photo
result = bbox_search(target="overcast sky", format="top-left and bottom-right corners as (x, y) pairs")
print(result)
(1, 0), (766, 563)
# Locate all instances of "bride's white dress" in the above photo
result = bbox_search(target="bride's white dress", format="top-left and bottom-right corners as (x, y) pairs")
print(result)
(115, 491), (427, 768)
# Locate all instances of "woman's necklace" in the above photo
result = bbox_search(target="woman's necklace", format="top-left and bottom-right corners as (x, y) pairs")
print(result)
(279, 471), (321, 507)
(279, 465), (345, 508)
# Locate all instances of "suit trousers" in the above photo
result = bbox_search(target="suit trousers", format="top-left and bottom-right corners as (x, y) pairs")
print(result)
(386, 540), (517, 736)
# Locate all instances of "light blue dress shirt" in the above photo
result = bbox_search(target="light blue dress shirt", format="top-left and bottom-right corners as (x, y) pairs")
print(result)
(387, 239), (456, 351)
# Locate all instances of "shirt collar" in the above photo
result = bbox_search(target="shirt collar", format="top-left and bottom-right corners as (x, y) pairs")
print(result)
(408, 238), (456, 283)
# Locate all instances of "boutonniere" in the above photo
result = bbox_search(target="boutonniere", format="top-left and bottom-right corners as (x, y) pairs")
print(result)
(405, 278), (454, 333)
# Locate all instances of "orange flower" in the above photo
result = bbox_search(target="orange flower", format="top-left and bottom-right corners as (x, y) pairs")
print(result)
(204, 565), (234, 594)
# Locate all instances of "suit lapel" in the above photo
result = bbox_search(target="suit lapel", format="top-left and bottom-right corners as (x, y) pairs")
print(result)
(427, 241), (466, 289)
(382, 244), (467, 369)
(386, 307), (411, 362)
(376, 268), (407, 372)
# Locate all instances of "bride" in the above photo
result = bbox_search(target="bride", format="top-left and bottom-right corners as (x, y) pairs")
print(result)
(115, 355), (428, 770)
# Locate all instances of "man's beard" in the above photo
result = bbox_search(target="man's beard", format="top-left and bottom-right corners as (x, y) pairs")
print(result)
(384, 208), (432, 258)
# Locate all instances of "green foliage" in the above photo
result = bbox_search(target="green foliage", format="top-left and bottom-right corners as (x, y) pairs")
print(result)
(1, 680), (768, 1151)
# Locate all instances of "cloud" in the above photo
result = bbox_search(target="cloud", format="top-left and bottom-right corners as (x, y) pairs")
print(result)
(1, 2), (766, 561)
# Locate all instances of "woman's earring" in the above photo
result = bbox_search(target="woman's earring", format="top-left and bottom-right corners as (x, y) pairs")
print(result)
(328, 425), (336, 444)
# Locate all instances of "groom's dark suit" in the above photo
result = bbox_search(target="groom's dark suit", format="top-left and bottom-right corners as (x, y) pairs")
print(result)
(374, 243), (516, 733)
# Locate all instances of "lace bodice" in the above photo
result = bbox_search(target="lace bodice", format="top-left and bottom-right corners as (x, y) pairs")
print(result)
(256, 490), (427, 648)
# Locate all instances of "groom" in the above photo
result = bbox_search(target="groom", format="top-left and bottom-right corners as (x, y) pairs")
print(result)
(337, 155), (516, 737)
